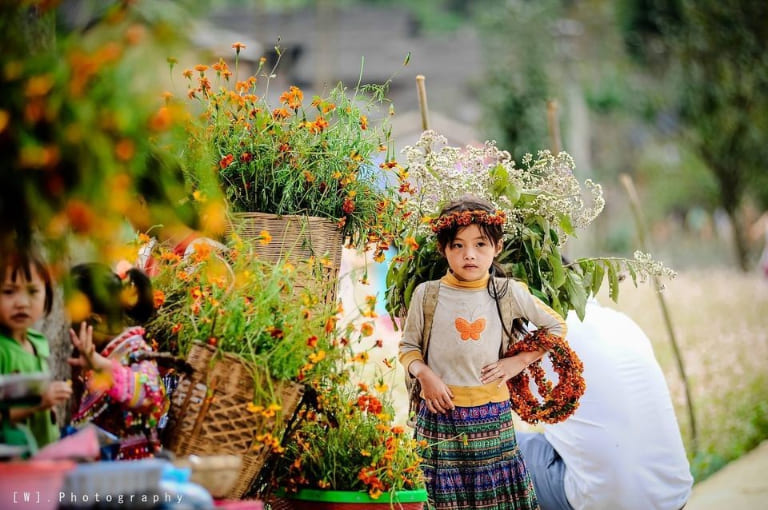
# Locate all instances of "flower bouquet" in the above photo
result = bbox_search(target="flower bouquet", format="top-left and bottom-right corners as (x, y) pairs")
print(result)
(386, 130), (675, 322)
(180, 48), (410, 267)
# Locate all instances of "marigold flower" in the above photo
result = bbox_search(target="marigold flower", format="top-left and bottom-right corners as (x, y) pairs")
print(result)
(259, 230), (272, 245)
(219, 154), (234, 169)
(232, 42), (246, 52)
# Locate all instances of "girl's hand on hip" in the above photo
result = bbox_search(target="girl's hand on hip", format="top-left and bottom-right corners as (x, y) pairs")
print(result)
(481, 356), (529, 387)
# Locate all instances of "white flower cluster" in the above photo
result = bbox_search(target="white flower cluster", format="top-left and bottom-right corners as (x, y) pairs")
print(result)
(401, 130), (605, 244)
(633, 250), (678, 282)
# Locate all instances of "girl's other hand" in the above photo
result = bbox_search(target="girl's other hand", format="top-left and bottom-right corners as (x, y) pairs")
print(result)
(418, 369), (455, 414)
(40, 380), (72, 409)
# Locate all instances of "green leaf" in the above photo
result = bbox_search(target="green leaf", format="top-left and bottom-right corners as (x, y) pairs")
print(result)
(627, 263), (638, 286)
(403, 278), (417, 311)
(591, 262), (605, 296)
(559, 214), (575, 236)
(607, 261), (620, 302)
(489, 163), (521, 204)
(548, 253), (566, 288)
(565, 272), (588, 321)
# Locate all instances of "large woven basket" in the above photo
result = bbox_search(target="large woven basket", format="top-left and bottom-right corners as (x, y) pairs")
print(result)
(226, 212), (344, 304)
(162, 342), (305, 499)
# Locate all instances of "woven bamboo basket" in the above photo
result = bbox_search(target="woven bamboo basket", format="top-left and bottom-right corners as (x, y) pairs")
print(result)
(226, 212), (343, 304)
(162, 342), (305, 500)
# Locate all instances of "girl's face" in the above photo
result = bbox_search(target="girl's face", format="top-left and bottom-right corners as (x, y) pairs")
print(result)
(0, 265), (47, 340)
(442, 224), (502, 282)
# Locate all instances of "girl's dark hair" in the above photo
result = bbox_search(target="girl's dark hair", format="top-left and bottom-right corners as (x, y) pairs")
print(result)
(0, 244), (54, 315)
(70, 263), (155, 328)
(435, 194), (505, 250)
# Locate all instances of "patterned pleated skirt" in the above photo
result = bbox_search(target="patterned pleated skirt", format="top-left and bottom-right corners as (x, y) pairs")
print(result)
(415, 399), (539, 510)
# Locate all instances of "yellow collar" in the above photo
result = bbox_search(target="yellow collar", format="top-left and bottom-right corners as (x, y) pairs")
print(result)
(440, 271), (489, 289)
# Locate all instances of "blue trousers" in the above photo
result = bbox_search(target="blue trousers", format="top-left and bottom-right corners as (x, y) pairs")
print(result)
(517, 432), (574, 510)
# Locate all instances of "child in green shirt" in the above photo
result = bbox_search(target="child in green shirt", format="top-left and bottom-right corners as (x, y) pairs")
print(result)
(0, 247), (72, 448)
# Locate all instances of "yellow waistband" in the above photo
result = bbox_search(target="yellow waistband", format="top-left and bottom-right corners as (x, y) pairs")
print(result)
(442, 382), (510, 407)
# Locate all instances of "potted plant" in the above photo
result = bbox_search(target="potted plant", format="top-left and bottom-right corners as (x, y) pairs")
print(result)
(179, 47), (411, 291)
(271, 333), (428, 509)
(143, 234), (345, 498)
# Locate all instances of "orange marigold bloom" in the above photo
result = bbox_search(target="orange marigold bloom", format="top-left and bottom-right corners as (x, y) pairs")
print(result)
(309, 115), (329, 134)
(219, 154), (234, 169)
(360, 322), (374, 337)
(114, 139), (135, 162)
(272, 107), (290, 120)
(232, 42), (246, 52)
(359, 115), (368, 130)
(153, 290), (165, 308)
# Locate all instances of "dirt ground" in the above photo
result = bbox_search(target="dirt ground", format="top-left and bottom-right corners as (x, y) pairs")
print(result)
(685, 440), (768, 510)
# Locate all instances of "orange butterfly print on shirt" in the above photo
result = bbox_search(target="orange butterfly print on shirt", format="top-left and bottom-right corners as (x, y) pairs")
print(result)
(455, 317), (486, 341)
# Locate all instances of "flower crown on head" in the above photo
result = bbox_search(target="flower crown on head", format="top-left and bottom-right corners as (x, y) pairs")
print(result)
(430, 209), (507, 234)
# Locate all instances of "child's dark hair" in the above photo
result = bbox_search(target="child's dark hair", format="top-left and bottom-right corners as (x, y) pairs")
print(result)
(0, 244), (54, 315)
(69, 263), (155, 328)
(435, 194), (506, 253)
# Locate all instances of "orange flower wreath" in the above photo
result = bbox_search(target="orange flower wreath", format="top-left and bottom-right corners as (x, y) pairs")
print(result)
(505, 329), (586, 424)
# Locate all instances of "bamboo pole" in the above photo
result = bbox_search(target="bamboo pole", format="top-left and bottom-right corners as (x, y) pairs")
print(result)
(416, 75), (430, 131)
(619, 173), (698, 455)
(546, 99), (561, 154)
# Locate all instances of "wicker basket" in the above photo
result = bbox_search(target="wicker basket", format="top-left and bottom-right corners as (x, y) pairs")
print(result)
(226, 212), (343, 303)
(163, 342), (305, 500)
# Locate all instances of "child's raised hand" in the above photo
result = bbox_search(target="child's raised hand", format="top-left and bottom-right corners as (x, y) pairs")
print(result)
(40, 380), (72, 409)
(68, 322), (111, 372)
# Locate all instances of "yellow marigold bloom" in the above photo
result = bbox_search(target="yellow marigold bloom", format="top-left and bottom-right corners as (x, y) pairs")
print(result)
(89, 370), (113, 392)
(309, 350), (326, 363)
(374, 382), (388, 393)
(353, 351), (369, 363)
(259, 230), (272, 245)
(66, 291), (91, 323)
(247, 403), (264, 414)
(404, 236), (419, 251)
(360, 322), (374, 337)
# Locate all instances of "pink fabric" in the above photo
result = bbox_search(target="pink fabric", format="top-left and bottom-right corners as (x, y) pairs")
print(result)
(73, 327), (168, 438)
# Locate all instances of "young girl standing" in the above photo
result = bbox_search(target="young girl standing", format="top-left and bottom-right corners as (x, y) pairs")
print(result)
(399, 195), (567, 510)
(67, 263), (168, 459)
(0, 248), (72, 448)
